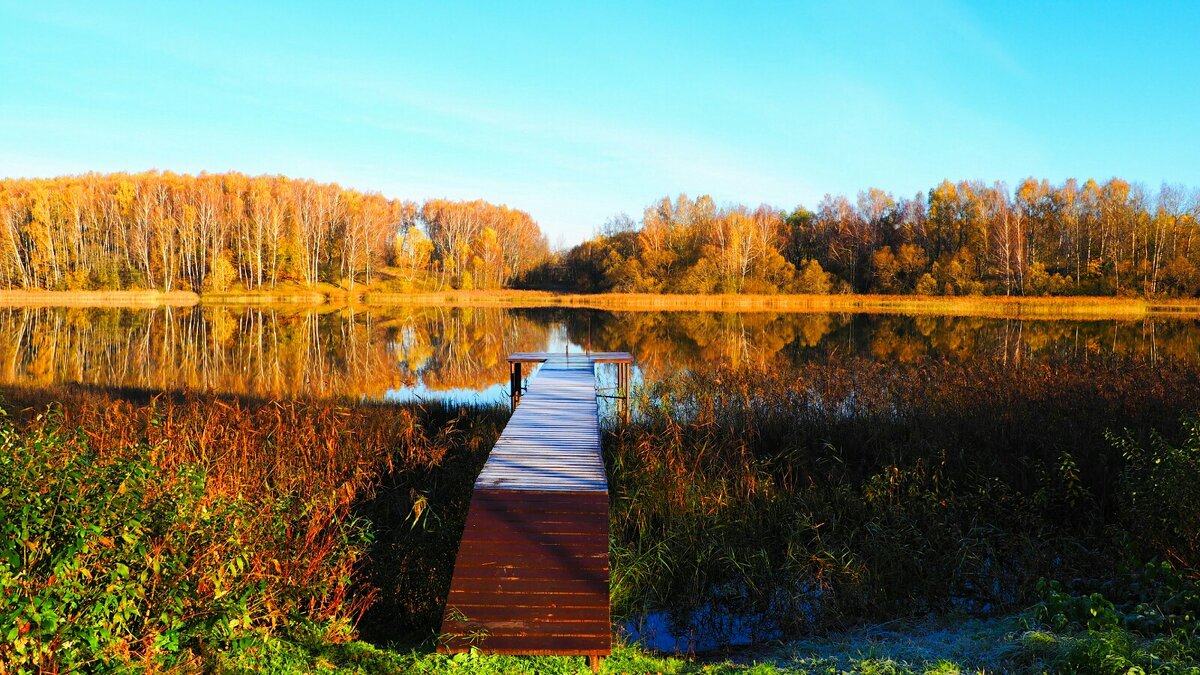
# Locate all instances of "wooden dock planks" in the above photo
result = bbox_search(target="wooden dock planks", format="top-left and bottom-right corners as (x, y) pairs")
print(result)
(475, 357), (606, 492)
(439, 489), (610, 655)
(438, 353), (629, 666)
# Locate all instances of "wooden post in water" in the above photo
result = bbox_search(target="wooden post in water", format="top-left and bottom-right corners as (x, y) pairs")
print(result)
(616, 360), (631, 424)
(508, 361), (523, 409)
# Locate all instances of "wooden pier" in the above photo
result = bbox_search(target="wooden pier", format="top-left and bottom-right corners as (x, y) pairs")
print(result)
(438, 351), (633, 672)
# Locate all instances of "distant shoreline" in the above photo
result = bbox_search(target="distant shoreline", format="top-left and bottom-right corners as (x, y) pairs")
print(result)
(2, 288), (1199, 319)
(0, 289), (201, 307)
(364, 290), (1200, 319)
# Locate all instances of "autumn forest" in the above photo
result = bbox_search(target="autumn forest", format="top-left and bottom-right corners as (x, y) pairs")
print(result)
(557, 180), (1200, 297)
(0, 171), (550, 293)
(1, 172), (1198, 298)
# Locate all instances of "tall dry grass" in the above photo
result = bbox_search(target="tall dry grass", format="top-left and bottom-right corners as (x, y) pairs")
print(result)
(364, 289), (1200, 319)
(0, 289), (199, 307)
(558, 292), (1200, 318)
(606, 354), (1200, 639)
(4, 287), (1200, 320)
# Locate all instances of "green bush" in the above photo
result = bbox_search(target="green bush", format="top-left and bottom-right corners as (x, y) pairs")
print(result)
(0, 409), (372, 671)
(1031, 579), (1120, 632)
(1111, 416), (1200, 572)
(1024, 562), (1200, 672)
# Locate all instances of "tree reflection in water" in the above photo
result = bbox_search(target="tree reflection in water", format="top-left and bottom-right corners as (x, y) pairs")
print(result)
(0, 306), (1196, 402)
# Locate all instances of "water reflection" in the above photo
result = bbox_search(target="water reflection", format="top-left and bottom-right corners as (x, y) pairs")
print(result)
(0, 306), (1196, 403)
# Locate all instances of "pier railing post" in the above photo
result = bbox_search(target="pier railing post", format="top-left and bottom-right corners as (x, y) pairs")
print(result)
(618, 361), (631, 424)
(509, 361), (522, 409)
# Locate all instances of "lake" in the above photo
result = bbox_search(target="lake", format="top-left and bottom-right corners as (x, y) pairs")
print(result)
(1, 305), (1197, 406)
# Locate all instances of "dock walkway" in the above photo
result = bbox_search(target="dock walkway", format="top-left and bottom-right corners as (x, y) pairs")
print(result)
(438, 352), (632, 671)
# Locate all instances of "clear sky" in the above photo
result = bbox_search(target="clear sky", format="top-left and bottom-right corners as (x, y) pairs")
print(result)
(2, 1), (1198, 245)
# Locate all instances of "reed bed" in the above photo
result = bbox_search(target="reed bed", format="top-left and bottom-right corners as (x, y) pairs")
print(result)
(605, 354), (1200, 640)
(3, 348), (1199, 668)
(365, 289), (1200, 319)
(0, 289), (200, 307)
(558, 292), (1200, 318)
(363, 289), (563, 307)
(6, 287), (1199, 320)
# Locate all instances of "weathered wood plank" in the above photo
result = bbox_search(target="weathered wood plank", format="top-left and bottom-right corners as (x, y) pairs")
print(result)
(460, 534), (607, 549)
(444, 605), (609, 622)
(464, 517), (607, 533)
(449, 568), (608, 583)
(447, 599), (610, 610)
(508, 351), (632, 364)
(442, 620), (612, 637)
(471, 489), (608, 507)
(439, 635), (612, 654)
(446, 590), (610, 605)
(451, 552), (609, 569)
(448, 577), (609, 594)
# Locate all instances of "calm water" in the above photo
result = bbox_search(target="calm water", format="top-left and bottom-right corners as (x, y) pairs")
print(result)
(0, 305), (1197, 403)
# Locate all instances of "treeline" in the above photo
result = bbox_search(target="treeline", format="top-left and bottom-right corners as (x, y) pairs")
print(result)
(7, 173), (1197, 298)
(0, 171), (549, 292)
(550, 179), (1200, 297)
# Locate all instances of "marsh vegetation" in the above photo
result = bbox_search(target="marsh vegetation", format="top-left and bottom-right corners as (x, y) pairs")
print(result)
(2, 304), (1199, 672)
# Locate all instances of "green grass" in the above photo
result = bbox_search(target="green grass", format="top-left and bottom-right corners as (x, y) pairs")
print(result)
(208, 619), (1200, 673)
(210, 634), (985, 675)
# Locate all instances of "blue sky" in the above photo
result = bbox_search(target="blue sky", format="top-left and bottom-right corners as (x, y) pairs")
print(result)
(2, 1), (1198, 245)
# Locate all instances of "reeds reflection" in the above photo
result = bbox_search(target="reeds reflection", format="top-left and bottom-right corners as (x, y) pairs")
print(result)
(0, 306), (1196, 400)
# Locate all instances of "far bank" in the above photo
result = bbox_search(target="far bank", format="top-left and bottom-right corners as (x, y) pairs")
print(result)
(3, 287), (1200, 319)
